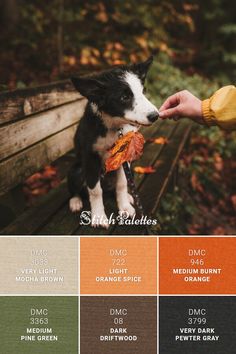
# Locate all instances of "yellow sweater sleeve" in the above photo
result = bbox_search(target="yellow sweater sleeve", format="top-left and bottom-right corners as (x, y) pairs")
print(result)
(202, 85), (236, 130)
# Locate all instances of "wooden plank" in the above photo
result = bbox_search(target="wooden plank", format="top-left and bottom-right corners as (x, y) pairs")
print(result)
(133, 120), (176, 188)
(139, 121), (192, 216)
(38, 204), (80, 235)
(0, 80), (83, 124)
(0, 181), (69, 235)
(0, 125), (77, 196)
(0, 99), (86, 161)
(39, 185), (117, 236)
(75, 196), (116, 235)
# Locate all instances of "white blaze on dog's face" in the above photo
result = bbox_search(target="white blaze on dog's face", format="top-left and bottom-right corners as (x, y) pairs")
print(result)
(123, 71), (159, 126)
(71, 56), (159, 127)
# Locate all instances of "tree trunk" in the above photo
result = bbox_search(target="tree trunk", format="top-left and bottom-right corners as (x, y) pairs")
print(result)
(0, 0), (19, 30)
(57, 0), (64, 74)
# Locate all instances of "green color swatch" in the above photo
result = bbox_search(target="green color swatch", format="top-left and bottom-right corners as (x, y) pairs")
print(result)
(0, 296), (78, 354)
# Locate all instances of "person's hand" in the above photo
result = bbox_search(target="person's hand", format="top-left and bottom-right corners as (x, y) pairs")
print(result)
(159, 90), (204, 124)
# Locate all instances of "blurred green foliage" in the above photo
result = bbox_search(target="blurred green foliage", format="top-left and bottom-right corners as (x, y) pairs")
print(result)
(147, 53), (218, 107)
(0, 0), (235, 87)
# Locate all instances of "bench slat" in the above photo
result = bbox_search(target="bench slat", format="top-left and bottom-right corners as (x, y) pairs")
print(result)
(139, 120), (192, 215)
(0, 100), (86, 161)
(0, 125), (77, 196)
(39, 202), (84, 235)
(0, 182), (69, 235)
(134, 120), (176, 188)
(0, 81), (82, 124)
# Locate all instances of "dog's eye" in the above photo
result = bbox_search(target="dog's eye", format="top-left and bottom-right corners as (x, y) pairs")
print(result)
(121, 92), (131, 102)
(121, 95), (130, 101)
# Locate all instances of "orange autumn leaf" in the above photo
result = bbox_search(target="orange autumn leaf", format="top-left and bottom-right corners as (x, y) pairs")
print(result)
(134, 166), (156, 174)
(25, 172), (42, 186)
(105, 131), (145, 172)
(231, 195), (236, 212)
(42, 165), (58, 179)
(23, 165), (61, 205)
(191, 172), (204, 193)
(150, 136), (169, 145)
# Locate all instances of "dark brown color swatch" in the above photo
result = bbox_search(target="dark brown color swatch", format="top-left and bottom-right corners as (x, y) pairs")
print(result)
(80, 296), (157, 354)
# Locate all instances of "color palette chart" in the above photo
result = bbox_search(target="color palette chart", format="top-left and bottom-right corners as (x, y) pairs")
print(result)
(0, 236), (236, 353)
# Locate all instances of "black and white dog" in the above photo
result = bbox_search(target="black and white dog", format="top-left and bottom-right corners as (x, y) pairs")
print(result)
(68, 56), (159, 228)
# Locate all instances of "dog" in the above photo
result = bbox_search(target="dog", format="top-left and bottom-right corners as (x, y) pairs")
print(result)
(68, 56), (159, 228)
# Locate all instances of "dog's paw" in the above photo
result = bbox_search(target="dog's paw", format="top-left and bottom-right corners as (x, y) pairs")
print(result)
(91, 212), (109, 229)
(69, 197), (83, 213)
(128, 193), (134, 205)
(119, 202), (136, 218)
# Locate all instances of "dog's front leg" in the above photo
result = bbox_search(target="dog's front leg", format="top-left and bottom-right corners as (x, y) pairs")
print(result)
(86, 153), (109, 229)
(116, 166), (135, 217)
(88, 181), (109, 229)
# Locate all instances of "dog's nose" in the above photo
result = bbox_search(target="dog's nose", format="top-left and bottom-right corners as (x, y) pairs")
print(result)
(147, 111), (159, 123)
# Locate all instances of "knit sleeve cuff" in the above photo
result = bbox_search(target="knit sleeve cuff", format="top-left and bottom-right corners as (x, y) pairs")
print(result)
(202, 99), (215, 126)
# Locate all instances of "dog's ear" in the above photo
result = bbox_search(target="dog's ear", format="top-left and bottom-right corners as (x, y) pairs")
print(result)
(71, 76), (105, 104)
(131, 56), (153, 83)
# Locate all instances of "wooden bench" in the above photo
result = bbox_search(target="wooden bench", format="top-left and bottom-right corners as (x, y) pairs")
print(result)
(0, 81), (191, 235)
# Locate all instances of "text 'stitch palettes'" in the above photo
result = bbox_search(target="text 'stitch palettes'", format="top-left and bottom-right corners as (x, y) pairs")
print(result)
(0, 236), (235, 354)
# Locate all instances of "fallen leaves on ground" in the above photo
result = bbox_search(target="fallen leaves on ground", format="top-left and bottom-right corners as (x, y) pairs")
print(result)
(105, 132), (145, 172)
(231, 195), (236, 212)
(23, 165), (61, 205)
(213, 152), (224, 171)
(134, 166), (156, 174)
(147, 136), (169, 144)
(180, 130), (236, 235)
(212, 226), (227, 235)
(190, 172), (204, 193)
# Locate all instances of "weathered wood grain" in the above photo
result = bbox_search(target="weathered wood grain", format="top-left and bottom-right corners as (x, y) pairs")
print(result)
(39, 204), (81, 235)
(0, 99), (86, 161)
(0, 80), (83, 124)
(0, 182), (70, 235)
(139, 120), (192, 215)
(0, 124), (77, 195)
(134, 119), (176, 188)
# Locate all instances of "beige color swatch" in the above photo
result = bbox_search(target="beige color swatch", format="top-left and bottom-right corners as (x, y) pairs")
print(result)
(0, 237), (78, 294)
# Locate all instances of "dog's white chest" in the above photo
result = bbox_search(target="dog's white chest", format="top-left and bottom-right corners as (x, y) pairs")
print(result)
(93, 130), (118, 159)
(93, 124), (138, 160)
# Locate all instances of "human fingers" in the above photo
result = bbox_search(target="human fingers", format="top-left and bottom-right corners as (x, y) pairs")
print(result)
(159, 106), (181, 119)
(159, 93), (180, 111)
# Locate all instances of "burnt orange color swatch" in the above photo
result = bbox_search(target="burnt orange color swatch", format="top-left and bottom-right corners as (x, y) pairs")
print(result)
(159, 237), (236, 294)
(80, 237), (157, 294)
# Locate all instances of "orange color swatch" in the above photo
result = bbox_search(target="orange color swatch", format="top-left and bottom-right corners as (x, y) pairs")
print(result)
(159, 237), (236, 294)
(80, 237), (157, 294)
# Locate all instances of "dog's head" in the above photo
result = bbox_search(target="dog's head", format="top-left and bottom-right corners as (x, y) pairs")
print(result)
(71, 56), (159, 126)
